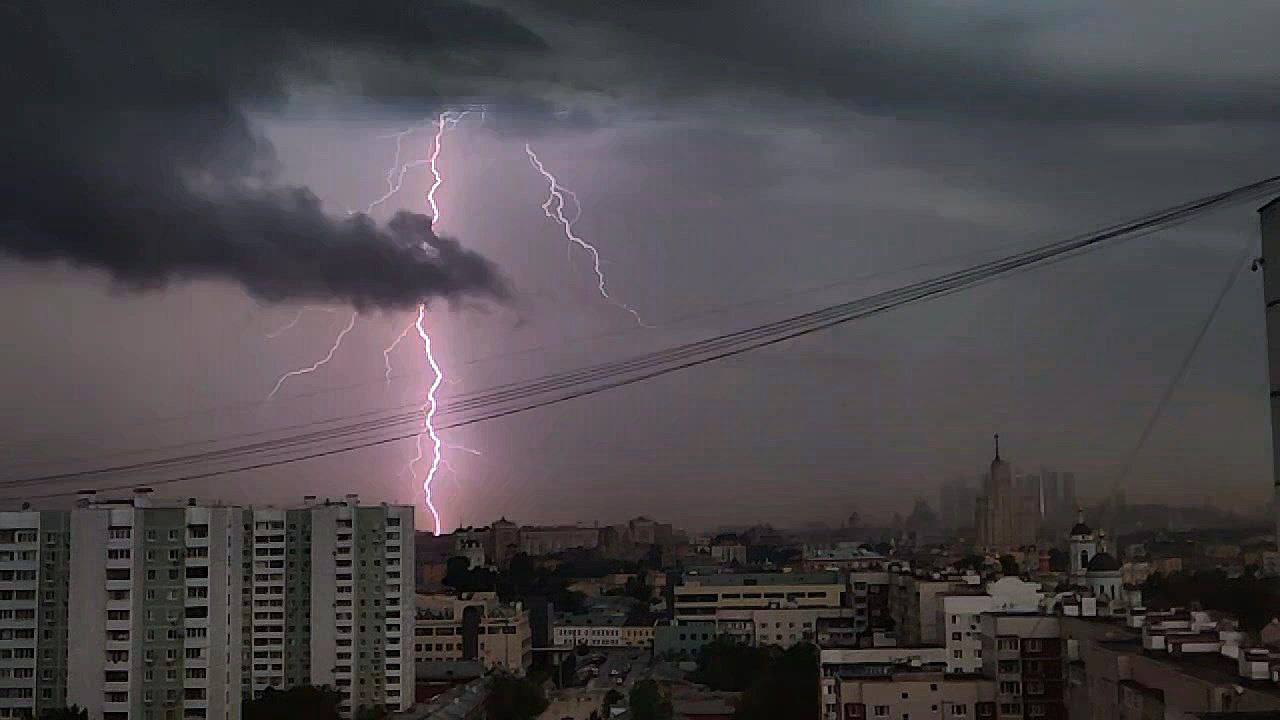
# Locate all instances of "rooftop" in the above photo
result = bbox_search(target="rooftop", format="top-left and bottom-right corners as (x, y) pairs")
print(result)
(680, 571), (840, 587)
(1095, 638), (1280, 700)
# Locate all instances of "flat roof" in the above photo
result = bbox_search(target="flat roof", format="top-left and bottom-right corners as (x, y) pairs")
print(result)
(1096, 639), (1280, 700)
(1259, 196), (1280, 214)
(680, 572), (840, 586)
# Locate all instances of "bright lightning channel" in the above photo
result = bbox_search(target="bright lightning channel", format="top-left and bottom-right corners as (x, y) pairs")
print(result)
(381, 110), (471, 535)
(408, 305), (444, 535)
(267, 111), (471, 535)
(525, 144), (651, 327)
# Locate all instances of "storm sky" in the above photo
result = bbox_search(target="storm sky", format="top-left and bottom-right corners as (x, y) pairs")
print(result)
(3, 0), (1280, 531)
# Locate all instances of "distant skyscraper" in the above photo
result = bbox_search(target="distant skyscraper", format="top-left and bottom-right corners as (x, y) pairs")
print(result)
(1062, 472), (1078, 512)
(978, 434), (1017, 549)
(939, 478), (977, 530)
(1042, 470), (1060, 518)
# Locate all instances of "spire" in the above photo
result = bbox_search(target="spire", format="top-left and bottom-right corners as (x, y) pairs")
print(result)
(994, 433), (1000, 460)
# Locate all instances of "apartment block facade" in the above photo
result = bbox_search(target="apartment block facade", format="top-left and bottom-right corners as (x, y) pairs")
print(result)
(0, 495), (414, 720)
(67, 497), (244, 720)
(978, 615), (1066, 720)
(0, 511), (70, 719)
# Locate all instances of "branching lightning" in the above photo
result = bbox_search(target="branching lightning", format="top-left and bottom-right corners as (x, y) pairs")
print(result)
(374, 110), (471, 535)
(266, 311), (358, 399)
(266, 307), (338, 340)
(265, 308), (307, 339)
(525, 144), (651, 327)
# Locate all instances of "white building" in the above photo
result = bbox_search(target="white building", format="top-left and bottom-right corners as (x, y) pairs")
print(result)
(306, 497), (415, 718)
(415, 593), (532, 675)
(67, 494), (245, 720)
(939, 578), (1045, 674)
(0, 510), (70, 719)
(56, 493), (413, 720)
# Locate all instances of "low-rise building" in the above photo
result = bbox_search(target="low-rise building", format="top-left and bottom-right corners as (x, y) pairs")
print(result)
(414, 593), (531, 676)
(654, 620), (718, 660)
(552, 612), (653, 650)
(819, 647), (994, 720)
(1060, 613), (1280, 720)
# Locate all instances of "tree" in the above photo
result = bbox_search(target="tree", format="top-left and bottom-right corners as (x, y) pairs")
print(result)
(243, 686), (343, 720)
(443, 556), (497, 592)
(603, 688), (625, 714)
(733, 643), (818, 720)
(1047, 548), (1069, 572)
(629, 679), (674, 720)
(486, 673), (548, 720)
(37, 708), (88, 720)
(998, 554), (1019, 577)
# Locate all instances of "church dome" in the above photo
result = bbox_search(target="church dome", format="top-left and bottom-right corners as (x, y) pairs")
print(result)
(1070, 521), (1092, 537)
(1086, 552), (1120, 573)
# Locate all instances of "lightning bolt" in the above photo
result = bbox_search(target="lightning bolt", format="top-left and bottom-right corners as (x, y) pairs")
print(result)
(266, 311), (358, 400)
(525, 144), (651, 327)
(408, 305), (444, 534)
(377, 110), (472, 535)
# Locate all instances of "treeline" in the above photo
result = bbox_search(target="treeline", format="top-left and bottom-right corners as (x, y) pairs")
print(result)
(691, 638), (818, 720)
(1141, 568), (1280, 630)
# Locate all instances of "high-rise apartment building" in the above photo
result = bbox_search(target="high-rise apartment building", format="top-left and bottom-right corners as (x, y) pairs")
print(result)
(28, 493), (414, 720)
(67, 494), (245, 720)
(304, 498), (415, 718)
(0, 510), (70, 719)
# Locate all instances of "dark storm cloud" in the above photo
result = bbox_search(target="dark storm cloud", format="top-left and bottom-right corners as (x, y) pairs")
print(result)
(495, 0), (1280, 124)
(0, 0), (549, 308)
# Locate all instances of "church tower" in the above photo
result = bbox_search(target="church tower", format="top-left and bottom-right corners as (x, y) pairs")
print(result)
(1068, 509), (1097, 582)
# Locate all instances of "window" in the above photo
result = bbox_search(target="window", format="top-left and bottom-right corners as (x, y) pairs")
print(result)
(952, 706), (967, 716)
(1025, 639), (1042, 652)
(108, 527), (131, 540)
(874, 707), (889, 717)
(1000, 682), (1021, 695)
(107, 548), (131, 560)
(952, 632), (962, 641)
(953, 650), (964, 659)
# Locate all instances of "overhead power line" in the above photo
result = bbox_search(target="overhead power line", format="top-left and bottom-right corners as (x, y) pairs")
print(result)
(4, 177), (1278, 500)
